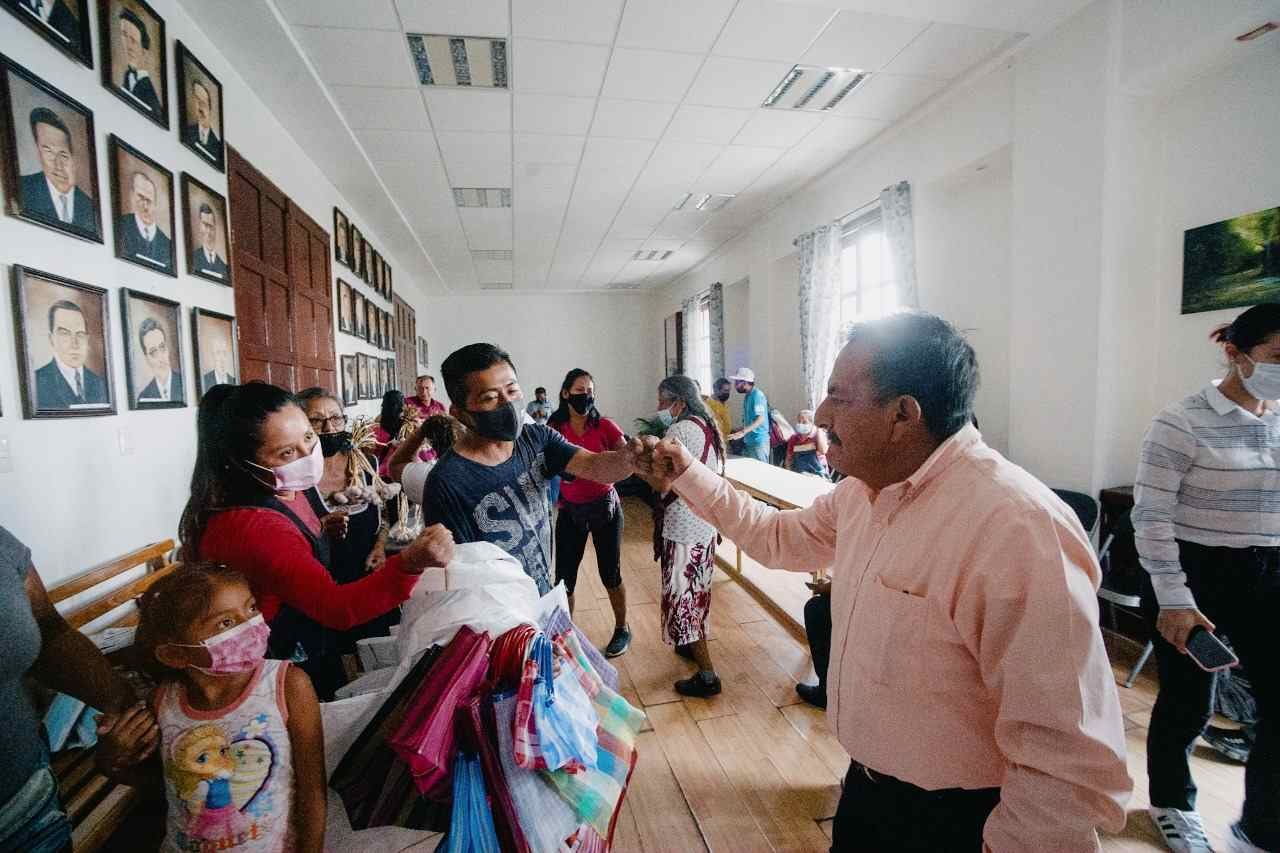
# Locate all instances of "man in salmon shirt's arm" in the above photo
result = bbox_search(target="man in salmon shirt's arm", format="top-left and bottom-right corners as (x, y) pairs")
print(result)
(641, 311), (1132, 852)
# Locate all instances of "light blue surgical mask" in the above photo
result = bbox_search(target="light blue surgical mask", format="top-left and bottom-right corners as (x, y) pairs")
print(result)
(1241, 355), (1280, 401)
(654, 407), (674, 428)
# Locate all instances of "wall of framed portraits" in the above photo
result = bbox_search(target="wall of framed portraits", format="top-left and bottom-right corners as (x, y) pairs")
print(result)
(0, 0), (435, 585)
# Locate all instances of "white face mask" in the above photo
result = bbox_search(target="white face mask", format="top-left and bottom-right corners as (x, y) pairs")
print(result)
(795, 423), (813, 436)
(1240, 355), (1280, 401)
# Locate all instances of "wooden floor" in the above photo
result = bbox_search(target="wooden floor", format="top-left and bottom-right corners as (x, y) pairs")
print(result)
(561, 499), (1248, 852)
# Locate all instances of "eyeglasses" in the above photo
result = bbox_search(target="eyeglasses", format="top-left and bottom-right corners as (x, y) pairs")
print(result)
(39, 146), (72, 166)
(309, 415), (347, 430)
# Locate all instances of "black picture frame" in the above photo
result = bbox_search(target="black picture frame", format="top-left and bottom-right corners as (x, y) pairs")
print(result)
(181, 171), (230, 285)
(0, 54), (103, 243)
(175, 41), (225, 172)
(340, 354), (357, 406)
(365, 299), (377, 345)
(385, 262), (393, 301)
(99, 0), (168, 129)
(387, 356), (397, 392)
(336, 278), (353, 334)
(371, 249), (382, 294)
(3, 0), (93, 69)
(349, 224), (363, 278)
(120, 287), (185, 409)
(108, 134), (176, 276)
(362, 239), (372, 285)
(357, 352), (371, 399)
(383, 309), (392, 351)
(11, 264), (116, 418)
(191, 306), (238, 400)
(353, 290), (366, 340)
(333, 206), (349, 268)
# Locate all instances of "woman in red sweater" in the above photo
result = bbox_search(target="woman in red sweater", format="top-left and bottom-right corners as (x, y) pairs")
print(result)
(178, 382), (453, 699)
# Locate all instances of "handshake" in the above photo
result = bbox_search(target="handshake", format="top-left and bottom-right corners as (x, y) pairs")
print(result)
(623, 435), (695, 492)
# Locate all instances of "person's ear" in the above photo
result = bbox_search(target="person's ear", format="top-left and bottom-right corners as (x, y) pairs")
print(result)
(889, 396), (923, 437)
(155, 642), (203, 671)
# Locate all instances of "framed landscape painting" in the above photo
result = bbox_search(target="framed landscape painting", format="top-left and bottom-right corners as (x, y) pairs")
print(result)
(1182, 206), (1280, 314)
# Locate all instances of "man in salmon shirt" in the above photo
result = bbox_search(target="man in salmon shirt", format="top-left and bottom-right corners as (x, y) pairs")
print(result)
(642, 311), (1131, 851)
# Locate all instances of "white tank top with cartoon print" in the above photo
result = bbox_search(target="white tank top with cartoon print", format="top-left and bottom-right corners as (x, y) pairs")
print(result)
(156, 659), (295, 853)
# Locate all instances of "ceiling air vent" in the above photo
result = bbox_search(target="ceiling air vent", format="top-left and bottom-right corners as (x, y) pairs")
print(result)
(632, 250), (673, 261)
(408, 35), (508, 88)
(763, 64), (869, 112)
(453, 188), (511, 208)
(472, 250), (513, 261)
(479, 282), (513, 290)
(695, 193), (734, 211)
(606, 281), (643, 290)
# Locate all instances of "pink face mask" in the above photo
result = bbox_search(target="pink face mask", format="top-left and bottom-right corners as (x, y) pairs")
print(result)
(176, 614), (271, 675)
(247, 440), (324, 492)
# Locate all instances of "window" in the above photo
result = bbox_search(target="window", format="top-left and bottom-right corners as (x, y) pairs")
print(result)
(838, 209), (896, 332)
(687, 296), (713, 394)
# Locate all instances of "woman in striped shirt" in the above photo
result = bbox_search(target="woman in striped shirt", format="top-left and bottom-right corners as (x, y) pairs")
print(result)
(1133, 303), (1280, 853)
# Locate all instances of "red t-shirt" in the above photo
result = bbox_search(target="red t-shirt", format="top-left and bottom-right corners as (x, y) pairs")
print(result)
(552, 417), (624, 505)
(406, 396), (446, 419)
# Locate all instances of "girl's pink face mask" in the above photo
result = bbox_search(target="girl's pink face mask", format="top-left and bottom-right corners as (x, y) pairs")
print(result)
(174, 614), (271, 675)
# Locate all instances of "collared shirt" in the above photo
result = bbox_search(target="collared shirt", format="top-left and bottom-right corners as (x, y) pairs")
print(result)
(45, 176), (73, 223)
(704, 396), (732, 440)
(673, 425), (1130, 850)
(153, 371), (171, 401)
(198, 125), (210, 145)
(134, 214), (155, 243)
(55, 358), (84, 398)
(1133, 380), (1280, 608)
(406, 396), (445, 419)
(203, 246), (218, 265)
(124, 67), (149, 90)
(526, 399), (552, 423)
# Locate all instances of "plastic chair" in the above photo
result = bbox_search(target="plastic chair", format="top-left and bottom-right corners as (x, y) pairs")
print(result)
(1095, 507), (1154, 688)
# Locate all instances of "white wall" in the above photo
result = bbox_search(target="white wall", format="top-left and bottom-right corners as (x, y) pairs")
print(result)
(722, 277), (751, 387)
(0, 0), (429, 583)
(419, 291), (654, 430)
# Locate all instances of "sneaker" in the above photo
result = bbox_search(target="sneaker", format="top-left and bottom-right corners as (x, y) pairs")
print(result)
(604, 625), (631, 658)
(1202, 725), (1253, 763)
(1226, 823), (1267, 853)
(674, 671), (721, 697)
(1149, 807), (1213, 853)
(795, 682), (827, 709)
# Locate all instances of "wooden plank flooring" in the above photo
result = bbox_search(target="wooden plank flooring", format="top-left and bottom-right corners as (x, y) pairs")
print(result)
(564, 500), (1248, 852)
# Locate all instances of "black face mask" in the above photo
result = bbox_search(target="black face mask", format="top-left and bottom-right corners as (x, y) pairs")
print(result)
(318, 430), (353, 458)
(467, 399), (523, 442)
(567, 393), (594, 415)
(715, 391), (730, 402)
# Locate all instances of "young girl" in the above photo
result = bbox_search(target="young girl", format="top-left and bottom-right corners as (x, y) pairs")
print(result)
(105, 563), (326, 852)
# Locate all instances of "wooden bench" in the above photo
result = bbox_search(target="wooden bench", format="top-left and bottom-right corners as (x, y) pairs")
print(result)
(44, 539), (179, 853)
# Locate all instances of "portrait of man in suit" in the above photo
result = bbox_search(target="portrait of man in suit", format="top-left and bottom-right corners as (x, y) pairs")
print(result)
(192, 202), (227, 278)
(135, 316), (181, 403)
(19, 107), (96, 232)
(34, 299), (108, 409)
(15, 0), (80, 46)
(181, 77), (221, 163)
(202, 337), (236, 390)
(194, 310), (237, 398)
(117, 171), (172, 269)
(113, 6), (162, 116)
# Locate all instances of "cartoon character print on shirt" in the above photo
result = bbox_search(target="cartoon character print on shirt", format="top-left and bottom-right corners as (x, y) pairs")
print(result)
(472, 450), (552, 590)
(166, 713), (277, 850)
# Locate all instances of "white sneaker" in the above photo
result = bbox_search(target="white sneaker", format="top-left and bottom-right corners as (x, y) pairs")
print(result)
(1149, 807), (1214, 853)
(1225, 823), (1267, 853)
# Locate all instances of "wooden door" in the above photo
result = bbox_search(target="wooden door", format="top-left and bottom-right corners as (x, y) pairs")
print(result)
(394, 294), (417, 392)
(227, 147), (336, 391)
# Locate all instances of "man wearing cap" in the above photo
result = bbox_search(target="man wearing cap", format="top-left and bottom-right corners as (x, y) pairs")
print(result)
(727, 367), (770, 462)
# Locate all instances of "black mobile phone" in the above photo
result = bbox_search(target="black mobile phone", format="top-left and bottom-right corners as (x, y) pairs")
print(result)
(1185, 627), (1238, 672)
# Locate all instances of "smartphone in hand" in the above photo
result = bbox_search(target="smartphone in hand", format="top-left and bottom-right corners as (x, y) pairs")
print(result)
(1185, 627), (1238, 672)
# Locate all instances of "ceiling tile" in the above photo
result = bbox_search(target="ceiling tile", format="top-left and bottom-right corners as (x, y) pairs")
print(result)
(601, 48), (704, 103)
(644, 140), (725, 183)
(801, 10), (929, 70)
(801, 115), (887, 150)
(292, 27), (419, 87)
(514, 39), (610, 97)
(664, 105), (752, 145)
(424, 88), (511, 131)
(474, 258), (514, 283)
(589, 99), (678, 139)
(435, 131), (513, 185)
(458, 208), (513, 249)
(712, 0), (837, 61)
(515, 134), (586, 164)
(835, 73), (944, 121)
(511, 0), (624, 44)
(278, 0), (400, 30)
(356, 129), (439, 163)
(693, 145), (785, 194)
(331, 86), (431, 130)
(685, 57), (792, 108)
(616, 0), (736, 53)
(884, 22), (1013, 79)
(514, 94), (596, 134)
(731, 109), (823, 148)
(652, 209), (713, 238)
(395, 0), (509, 36)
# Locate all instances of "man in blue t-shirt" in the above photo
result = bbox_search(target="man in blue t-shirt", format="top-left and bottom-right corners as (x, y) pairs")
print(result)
(403, 343), (642, 594)
(727, 367), (770, 462)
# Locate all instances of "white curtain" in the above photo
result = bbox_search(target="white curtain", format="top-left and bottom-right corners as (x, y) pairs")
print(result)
(880, 180), (918, 308)
(795, 223), (842, 411)
(708, 282), (724, 382)
(680, 293), (698, 377)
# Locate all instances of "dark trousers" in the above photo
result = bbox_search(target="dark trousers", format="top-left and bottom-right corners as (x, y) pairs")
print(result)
(805, 593), (831, 692)
(831, 761), (1000, 852)
(554, 497), (624, 595)
(1142, 540), (1279, 847)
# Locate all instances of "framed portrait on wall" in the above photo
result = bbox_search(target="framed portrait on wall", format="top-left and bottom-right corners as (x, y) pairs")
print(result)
(333, 207), (349, 268)
(191, 306), (237, 399)
(181, 172), (229, 284)
(11, 265), (115, 418)
(0, 56), (102, 242)
(108, 135), (175, 276)
(362, 239), (372, 285)
(356, 352), (370, 399)
(383, 310), (393, 351)
(349, 223), (363, 278)
(3, 0), (93, 68)
(175, 41), (224, 171)
(99, 0), (167, 128)
(365, 299), (377, 345)
(385, 263), (393, 301)
(353, 290), (366, 340)
(340, 354), (357, 406)
(336, 279), (353, 334)
(120, 287), (184, 409)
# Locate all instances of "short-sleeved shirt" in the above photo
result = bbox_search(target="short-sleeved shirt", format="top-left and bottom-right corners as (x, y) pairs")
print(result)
(551, 417), (624, 505)
(0, 525), (43, 805)
(742, 387), (769, 446)
(526, 399), (553, 423)
(704, 397), (732, 441)
(787, 431), (828, 476)
(421, 425), (579, 593)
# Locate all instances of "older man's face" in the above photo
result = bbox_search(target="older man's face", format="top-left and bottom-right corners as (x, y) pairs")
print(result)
(213, 340), (230, 374)
(199, 210), (216, 250)
(416, 376), (433, 400)
(132, 174), (156, 227)
(50, 307), (88, 368)
(142, 327), (168, 377)
(193, 83), (211, 129)
(814, 343), (896, 484)
(121, 19), (144, 68)
(35, 122), (74, 195)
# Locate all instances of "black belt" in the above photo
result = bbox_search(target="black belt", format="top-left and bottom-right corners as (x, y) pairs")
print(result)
(847, 761), (999, 799)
